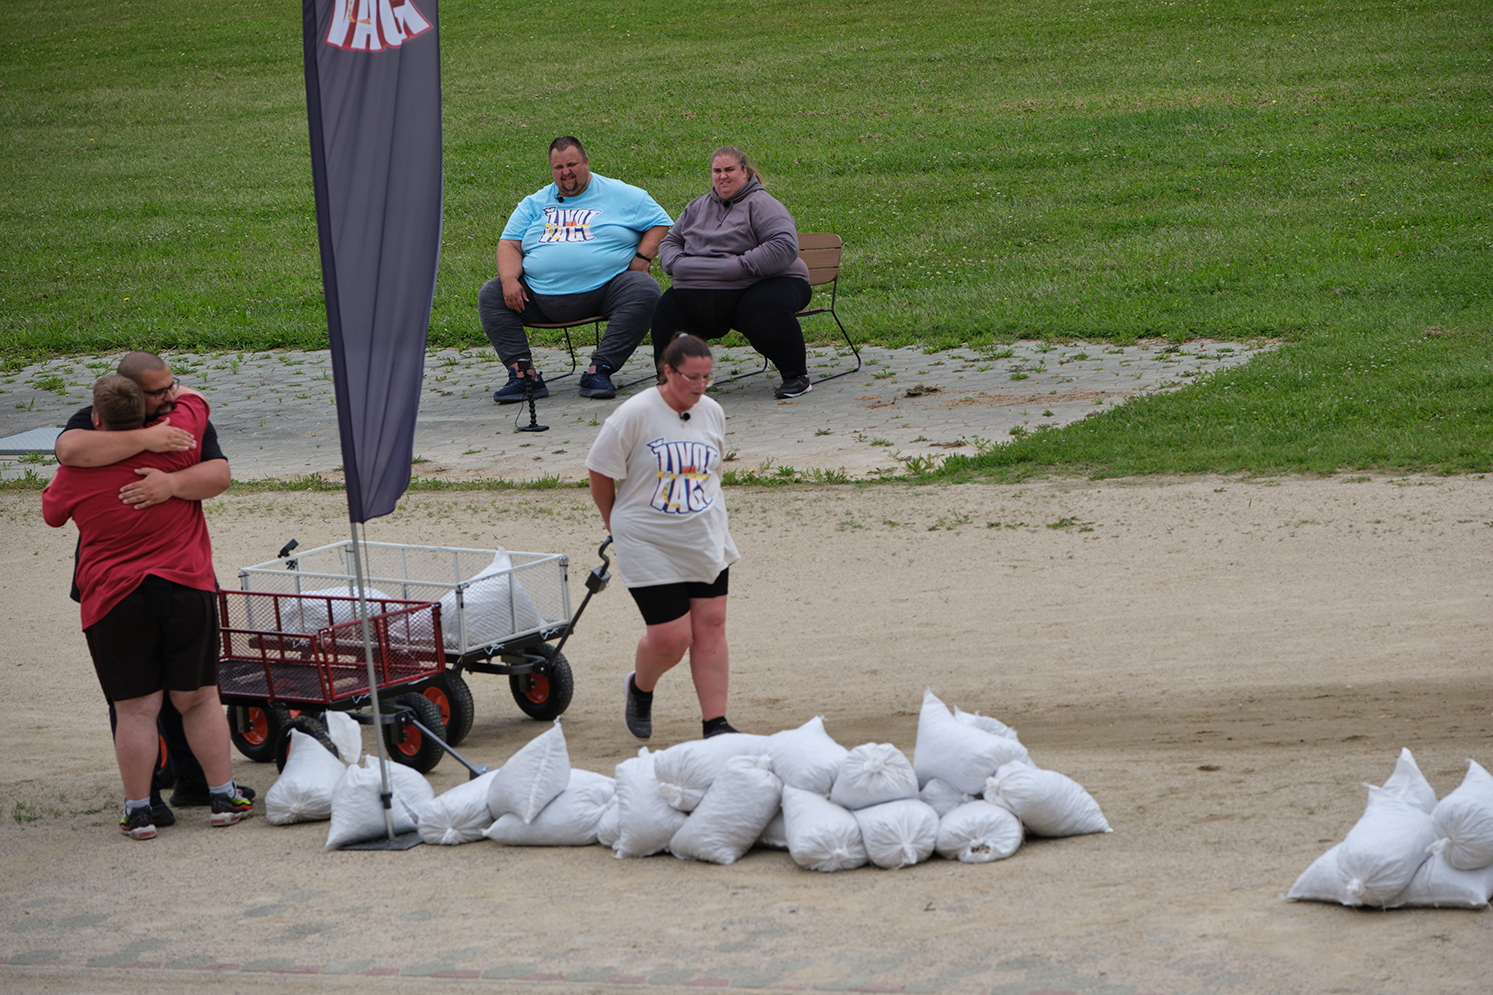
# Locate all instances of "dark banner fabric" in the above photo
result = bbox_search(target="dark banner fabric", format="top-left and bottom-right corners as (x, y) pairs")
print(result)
(303, 0), (443, 523)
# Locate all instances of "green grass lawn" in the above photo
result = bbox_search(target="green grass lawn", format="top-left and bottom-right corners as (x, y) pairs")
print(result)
(2, 0), (1489, 476)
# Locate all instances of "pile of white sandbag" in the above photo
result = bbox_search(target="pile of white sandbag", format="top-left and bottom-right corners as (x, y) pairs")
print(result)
(1289, 749), (1493, 909)
(267, 689), (1113, 868)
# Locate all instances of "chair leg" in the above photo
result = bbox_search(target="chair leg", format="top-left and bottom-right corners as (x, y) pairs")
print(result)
(805, 309), (862, 384)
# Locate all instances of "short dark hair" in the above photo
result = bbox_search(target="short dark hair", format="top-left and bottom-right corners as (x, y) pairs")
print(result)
(549, 136), (587, 160)
(116, 350), (168, 384)
(663, 332), (712, 370)
(94, 374), (147, 430)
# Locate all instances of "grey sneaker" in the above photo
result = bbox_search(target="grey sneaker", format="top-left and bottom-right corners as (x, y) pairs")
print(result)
(774, 375), (812, 399)
(578, 363), (617, 399)
(623, 673), (652, 740)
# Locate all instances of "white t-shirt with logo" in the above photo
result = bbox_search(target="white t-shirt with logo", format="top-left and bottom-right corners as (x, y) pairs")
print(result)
(585, 388), (740, 589)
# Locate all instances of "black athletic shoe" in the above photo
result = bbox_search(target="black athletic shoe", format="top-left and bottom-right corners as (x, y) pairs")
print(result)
(120, 807), (157, 841)
(493, 366), (549, 404)
(171, 774), (256, 807)
(774, 375), (812, 399)
(578, 363), (617, 399)
(703, 719), (741, 738)
(210, 790), (254, 827)
(623, 673), (652, 740)
(149, 794), (176, 827)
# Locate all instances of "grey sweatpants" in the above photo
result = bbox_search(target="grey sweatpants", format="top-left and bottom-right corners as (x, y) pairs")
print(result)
(477, 270), (661, 373)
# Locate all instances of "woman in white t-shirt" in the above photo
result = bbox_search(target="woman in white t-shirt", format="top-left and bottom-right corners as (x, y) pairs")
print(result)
(586, 333), (742, 741)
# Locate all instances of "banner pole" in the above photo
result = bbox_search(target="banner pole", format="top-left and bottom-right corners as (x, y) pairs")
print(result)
(350, 520), (396, 841)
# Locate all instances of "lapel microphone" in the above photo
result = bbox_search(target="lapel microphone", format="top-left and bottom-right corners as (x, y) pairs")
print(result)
(680, 412), (690, 421)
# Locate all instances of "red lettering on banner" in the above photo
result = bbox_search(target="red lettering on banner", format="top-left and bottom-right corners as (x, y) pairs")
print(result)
(325, 0), (432, 52)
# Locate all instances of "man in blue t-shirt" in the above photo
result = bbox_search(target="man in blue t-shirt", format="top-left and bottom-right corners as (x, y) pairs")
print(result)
(478, 136), (672, 402)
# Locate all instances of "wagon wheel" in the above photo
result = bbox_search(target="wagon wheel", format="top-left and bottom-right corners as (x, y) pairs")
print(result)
(382, 692), (445, 774)
(421, 671), (475, 747)
(274, 714), (341, 773)
(228, 704), (292, 763)
(509, 643), (573, 721)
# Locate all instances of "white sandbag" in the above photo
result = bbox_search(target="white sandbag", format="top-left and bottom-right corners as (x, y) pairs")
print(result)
(1381, 746), (1438, 814)
(669, 755), (782, 865)
(919, 778), (975, 818)
(595, 794), (620, 849)
(953, 705), (1020, 742)
(418, 770), (500, 845)
(323, 710), (361, 764)
(486, 769), (616, 847)
(1386, 851), (1493, 909)
(1288, 843), (1352, 905)
(323, 756), (434, 851)
(1428, 759), (1493, 871)
(765, 716), (849, 794)
(1337, 784), (1436, 907)
(612, 747), (688, 858)
(441, 549), (542, 650)
(914, 689), (1031, 795)
(829, 742), (919, 811)
(486, 719), (571, 823)
(757, 809), (788, 850)
(288, 586), (393, 631)
(265, 729), (347, 825)
(652, 733), (771, 812)
(854, 798), (940, 869)
(936, 800), (1024, 863)
(985, 761), (1112, 837)
(781, 785), (867, 873)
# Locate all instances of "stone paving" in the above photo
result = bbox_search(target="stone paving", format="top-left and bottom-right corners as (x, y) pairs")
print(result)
(1, 339), (1272, 483)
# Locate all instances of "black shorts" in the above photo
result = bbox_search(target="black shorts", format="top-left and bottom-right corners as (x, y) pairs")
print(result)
(627, 568), (729, 626)
(84, 577), (221, 703)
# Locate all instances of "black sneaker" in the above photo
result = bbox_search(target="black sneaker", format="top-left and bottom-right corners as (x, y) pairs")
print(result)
(703, 719), (741, 739)
(493, 366), (549, 404)
(210, 790), (254, 827)
(120, 807), (157, 841)
(149, 794), (176, 827)
(774, 375), (812, 399)
(623, 673), (652, 740)
(578, 363), (617, 399)
(171, 774), (256, 808)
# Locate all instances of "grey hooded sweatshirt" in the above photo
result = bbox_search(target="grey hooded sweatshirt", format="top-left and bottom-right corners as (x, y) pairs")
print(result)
(658, 177), (812, 290)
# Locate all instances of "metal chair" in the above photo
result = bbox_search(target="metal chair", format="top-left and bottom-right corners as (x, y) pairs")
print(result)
(714, 232), (862, 386)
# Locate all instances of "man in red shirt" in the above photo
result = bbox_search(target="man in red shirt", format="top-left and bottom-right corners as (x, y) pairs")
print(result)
(45, 374), (251, 840)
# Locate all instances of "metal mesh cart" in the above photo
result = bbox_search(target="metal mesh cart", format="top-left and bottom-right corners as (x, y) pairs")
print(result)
(236, 540), (586, 758)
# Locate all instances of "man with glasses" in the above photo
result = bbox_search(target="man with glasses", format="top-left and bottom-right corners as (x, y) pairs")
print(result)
(54, 351), (242, 826)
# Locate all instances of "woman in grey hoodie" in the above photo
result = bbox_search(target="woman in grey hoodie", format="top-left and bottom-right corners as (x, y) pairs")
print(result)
(652, 147), (815, 399)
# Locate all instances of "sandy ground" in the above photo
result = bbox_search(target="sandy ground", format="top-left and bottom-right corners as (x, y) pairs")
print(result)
(1, 475), (1491, 995)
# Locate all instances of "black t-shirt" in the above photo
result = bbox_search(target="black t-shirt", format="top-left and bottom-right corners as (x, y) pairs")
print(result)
(63, 405), (228, 602)
(63, 405), (226, 463)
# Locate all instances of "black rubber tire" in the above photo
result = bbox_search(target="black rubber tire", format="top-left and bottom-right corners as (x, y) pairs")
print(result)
(274, 714), (341, 773)
(382, 692), (445, 774)
(509, 644), (574, 721)
(229, 704), (292, 763)
(421, 671), (475, 747)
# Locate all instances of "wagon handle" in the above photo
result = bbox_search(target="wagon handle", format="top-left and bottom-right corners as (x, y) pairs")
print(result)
(541, 536), (612, 668)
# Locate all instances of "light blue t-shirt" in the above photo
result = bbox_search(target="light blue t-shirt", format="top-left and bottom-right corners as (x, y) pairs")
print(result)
(502, 174), (672, 296)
